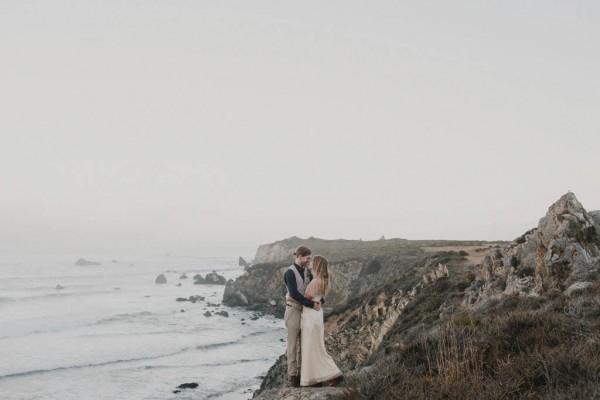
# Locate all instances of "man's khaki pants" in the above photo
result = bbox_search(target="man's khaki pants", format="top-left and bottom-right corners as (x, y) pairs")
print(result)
(284, 305), (302, 377)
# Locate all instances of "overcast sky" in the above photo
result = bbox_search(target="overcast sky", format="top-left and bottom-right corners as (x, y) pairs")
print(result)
(1, 1), (599, 254)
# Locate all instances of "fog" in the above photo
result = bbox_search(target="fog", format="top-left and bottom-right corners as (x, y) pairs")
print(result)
(2, 1), (599, 254)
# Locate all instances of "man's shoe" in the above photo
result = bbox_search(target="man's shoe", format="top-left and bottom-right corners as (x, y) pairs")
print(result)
(287, 375), (300, 387)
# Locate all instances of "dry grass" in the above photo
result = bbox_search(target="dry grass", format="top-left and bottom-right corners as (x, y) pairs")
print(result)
(421, 244), (505, 266)
(344, 281), (600, 400)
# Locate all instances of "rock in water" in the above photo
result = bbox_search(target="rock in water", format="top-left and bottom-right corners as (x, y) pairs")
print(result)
(75, 258), (102, 266)
(204, 311), (212, 317)
(55, 284), (65, 290)
(155, 274), (167, 284)
(215, 311), (229, 317)
(177, 383), (198, 389)
(204, 272), (227, 285)
(179, 274), (188, 279)
(239, 257), (250, 268)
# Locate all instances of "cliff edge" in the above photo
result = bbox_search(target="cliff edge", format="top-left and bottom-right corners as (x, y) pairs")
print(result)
(230, 193), (600, 399)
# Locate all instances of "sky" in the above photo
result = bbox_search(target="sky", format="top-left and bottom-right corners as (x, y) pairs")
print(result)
(1, 1), (599, 254)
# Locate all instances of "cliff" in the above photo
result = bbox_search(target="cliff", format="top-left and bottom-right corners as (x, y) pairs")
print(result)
(250, 236), (494, 266)
(465, 192), (600, 305)
(230, 193), (600, 399)
(224, 238), (496, 318)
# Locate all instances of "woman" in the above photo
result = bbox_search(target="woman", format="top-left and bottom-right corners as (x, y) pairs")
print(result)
(300, 255), (343, 387)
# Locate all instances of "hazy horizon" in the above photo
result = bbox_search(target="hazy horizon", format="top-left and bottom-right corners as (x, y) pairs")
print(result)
(2, 1), (599, 255)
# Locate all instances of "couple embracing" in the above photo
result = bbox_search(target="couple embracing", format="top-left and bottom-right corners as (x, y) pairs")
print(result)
(284, 246), (343, 387)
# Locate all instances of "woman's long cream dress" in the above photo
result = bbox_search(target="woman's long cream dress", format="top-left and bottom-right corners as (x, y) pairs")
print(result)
(300, 295), (343, 386)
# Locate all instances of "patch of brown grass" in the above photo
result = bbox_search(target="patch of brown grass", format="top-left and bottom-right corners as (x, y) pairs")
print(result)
(344, 285), (600, 399)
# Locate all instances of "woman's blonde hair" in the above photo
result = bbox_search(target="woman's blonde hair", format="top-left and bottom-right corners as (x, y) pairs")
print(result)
(310, 255), (330, 297)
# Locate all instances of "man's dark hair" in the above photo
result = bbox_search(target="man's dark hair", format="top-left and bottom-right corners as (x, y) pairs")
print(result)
(293, 246), (311, 257)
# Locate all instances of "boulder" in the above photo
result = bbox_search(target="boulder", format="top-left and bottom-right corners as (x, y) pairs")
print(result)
(177, 383), (198, 389)
(204, 272), (227, 285)
(155, 274), (167, 284)
(55, 284), (65, 290)
(204, 311), (212, 317)
(179, 274), (188, 279)
(215, 311), (229, 317)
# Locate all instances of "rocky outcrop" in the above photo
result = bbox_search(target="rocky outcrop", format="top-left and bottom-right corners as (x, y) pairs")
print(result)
(253, 238), (301, 264)
(193, 272), (227, 285)
(176, 295), (205, 302)
(238, 193), (599, 400)
(590, 210), (600, 227)
(223, 260), (366, 318)
(253, 261), (451, 398)
(155, 274), (167, 284)
(466, 192), (600, 305)
(205, 272), (227, 285)
(239, 257), (250, 268)
(75, 258), (101, 266)
(224, 238), (484, 319)
(223, 262), (288, 317)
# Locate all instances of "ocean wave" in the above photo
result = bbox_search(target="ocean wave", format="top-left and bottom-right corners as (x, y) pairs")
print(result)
(241, 331), (267, 339)
(195, 341), (238, 351)
(2, 288), (112, 304)
(94, 311), (156, 325)
(194, 331), (267, 351)
(0, 348), (192, 380)
(134, 356), (274, 373)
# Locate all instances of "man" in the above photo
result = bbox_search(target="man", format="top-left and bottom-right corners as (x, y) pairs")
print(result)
(284, 246), (321, 387)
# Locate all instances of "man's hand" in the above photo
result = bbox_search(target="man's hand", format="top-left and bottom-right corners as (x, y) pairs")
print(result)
(313, 301), (321, 311)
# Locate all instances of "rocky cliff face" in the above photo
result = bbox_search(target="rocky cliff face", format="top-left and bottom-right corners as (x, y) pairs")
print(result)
(241, 192), (600, 400)
(252, 238), (299, 265)
(223, 260), (365, 318)
(229, 235), (496, 318)
(252, 256), (465, 399)
(466, 192), (600, 306)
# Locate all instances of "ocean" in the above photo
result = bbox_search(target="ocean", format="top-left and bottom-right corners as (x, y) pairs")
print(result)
(0, 251), (285, 400)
